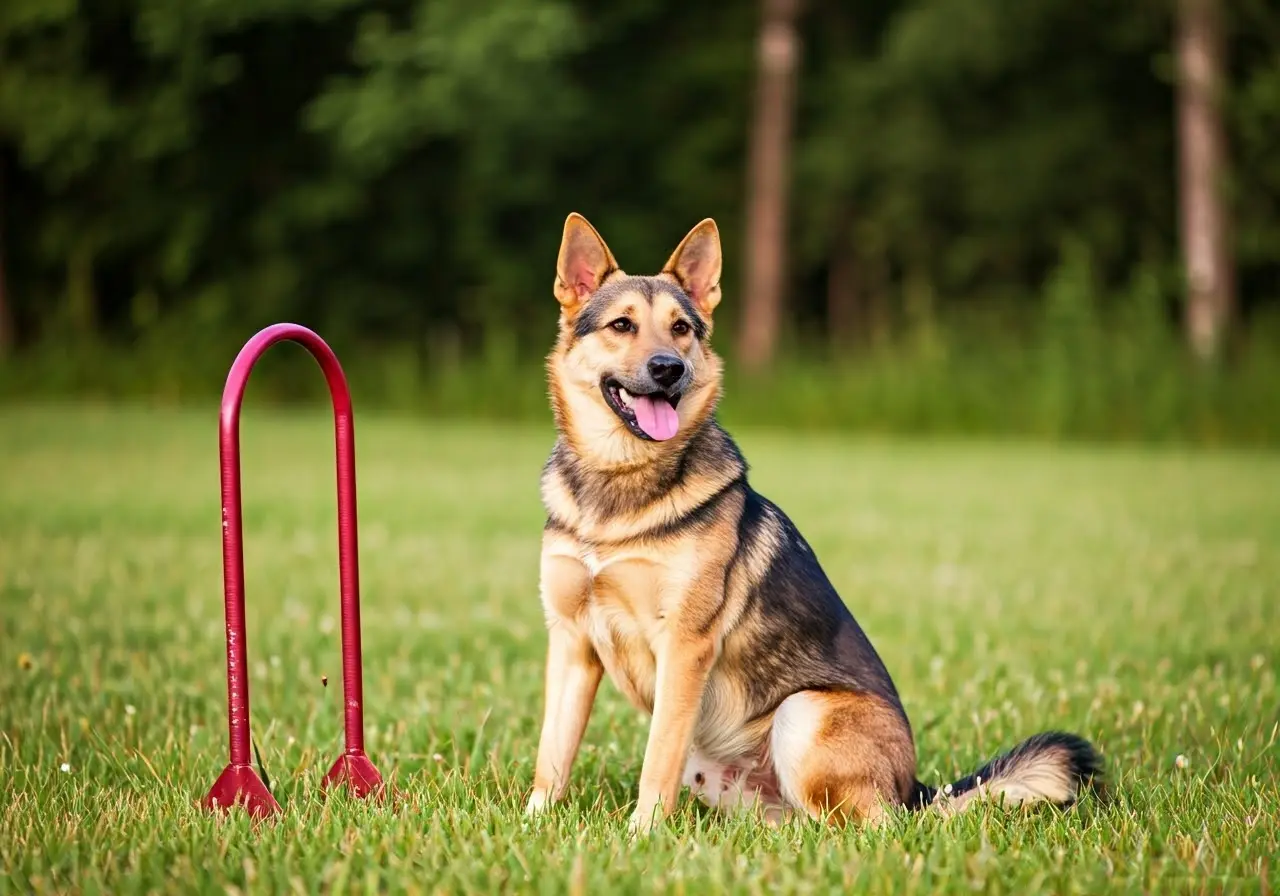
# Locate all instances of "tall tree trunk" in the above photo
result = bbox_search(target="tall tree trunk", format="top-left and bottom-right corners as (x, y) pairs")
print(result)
(1177, 0), (1234, 362)
(0, 159), (11, 357)
(827, 212), (861, 349)
(67, 236), (97, 337)
(0, 238), (9, 358)
(737, 0), (802, 372)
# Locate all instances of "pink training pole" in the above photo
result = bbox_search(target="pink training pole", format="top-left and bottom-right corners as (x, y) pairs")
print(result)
(202, 323), (383, 819)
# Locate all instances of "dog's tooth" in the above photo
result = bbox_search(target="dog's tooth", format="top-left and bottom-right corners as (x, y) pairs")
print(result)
(619, 388), (634, 407)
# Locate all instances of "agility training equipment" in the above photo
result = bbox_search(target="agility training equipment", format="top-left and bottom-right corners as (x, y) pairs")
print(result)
(202, 323), (383, 818)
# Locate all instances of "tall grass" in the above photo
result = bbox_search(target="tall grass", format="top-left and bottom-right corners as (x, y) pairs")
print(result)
(4, 250), (1278, 445)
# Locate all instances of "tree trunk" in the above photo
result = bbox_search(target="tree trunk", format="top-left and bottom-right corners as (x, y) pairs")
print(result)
(0, 159), (11, 357)
(0, 241), (9, 358)
(827, 214), (861, 349)
(67, 236), (97, 337)
(737, 0), (802, 372)
(1176, 0), (1234, 362)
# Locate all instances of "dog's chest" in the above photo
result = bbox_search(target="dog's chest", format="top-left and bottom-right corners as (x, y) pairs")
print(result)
(576, 547), (671, 713)
(577, 548), (764, 756)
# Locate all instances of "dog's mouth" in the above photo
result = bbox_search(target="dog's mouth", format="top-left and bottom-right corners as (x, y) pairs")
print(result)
(602, 378), (682, 442)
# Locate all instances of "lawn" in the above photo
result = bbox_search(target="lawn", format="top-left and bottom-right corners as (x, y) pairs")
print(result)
(1, 403), (1277, 894)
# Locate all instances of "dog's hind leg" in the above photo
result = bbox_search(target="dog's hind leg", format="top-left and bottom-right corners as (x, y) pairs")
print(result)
(769, 690), (917, 826)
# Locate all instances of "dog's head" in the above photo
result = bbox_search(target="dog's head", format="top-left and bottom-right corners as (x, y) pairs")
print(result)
(547, 213), (724, 462)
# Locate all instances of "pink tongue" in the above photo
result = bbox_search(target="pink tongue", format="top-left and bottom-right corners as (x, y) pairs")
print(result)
(632, 394), (680, 441)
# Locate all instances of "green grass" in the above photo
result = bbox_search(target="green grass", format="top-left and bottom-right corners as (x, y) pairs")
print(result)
(1, 404), (1277, 894)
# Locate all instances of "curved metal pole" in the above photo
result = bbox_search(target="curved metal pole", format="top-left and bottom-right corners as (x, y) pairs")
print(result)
(202, 323), (383, 818)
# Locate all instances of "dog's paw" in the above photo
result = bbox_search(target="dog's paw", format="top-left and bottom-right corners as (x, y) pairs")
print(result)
(525, 789), (552, 817)
(627, 804), (662, 839)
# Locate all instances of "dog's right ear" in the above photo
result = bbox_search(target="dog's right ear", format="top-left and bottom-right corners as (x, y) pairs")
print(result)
(554, 213), (619, 313)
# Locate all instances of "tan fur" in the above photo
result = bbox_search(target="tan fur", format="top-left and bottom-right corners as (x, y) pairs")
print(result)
(554, 213), (619, 310)
(535, 494), (743, 831)
(546, 290), (722, 478)
(771, 691), (916, 825)
(660, 218), (723, 316)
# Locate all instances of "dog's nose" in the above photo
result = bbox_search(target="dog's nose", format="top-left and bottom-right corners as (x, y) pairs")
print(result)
(647, 354), (686, 389)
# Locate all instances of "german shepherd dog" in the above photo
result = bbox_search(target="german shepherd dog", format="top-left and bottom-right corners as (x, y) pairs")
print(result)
(526, 213), (1102, 834)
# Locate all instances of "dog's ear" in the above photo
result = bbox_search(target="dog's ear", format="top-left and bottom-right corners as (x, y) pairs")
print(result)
(661, 219), (722, 317)
(554, 213), (619, 312)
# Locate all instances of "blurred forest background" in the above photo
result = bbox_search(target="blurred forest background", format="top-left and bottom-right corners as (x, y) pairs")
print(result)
(1, 0), (1277, 442)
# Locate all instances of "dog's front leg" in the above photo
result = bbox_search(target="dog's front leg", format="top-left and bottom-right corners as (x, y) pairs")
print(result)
(526, 620), (603, 815)
(629, 634), (716, 835)
(527, 551), (602, 815)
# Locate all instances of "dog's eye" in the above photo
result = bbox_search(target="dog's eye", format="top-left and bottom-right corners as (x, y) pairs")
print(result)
(672, 320), (691, 337)
(608, 317), (633, 334)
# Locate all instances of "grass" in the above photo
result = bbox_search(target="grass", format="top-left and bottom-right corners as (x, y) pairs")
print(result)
(1, 403), (1277, 894)
(6, 302), (1280, 447)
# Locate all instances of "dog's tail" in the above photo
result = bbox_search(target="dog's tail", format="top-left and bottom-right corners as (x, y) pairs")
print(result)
(908, 731), (1102, 816)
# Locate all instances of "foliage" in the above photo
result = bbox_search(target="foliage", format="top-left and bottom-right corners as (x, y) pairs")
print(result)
(1, 0), (1278, 440)
(4, 262), (1278, 446)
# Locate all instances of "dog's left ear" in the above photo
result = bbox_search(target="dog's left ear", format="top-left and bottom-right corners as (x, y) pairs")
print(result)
(661, 219), (722, 317)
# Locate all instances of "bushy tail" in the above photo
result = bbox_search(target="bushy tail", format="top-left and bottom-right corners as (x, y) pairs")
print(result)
(908, 731), (1102, 816)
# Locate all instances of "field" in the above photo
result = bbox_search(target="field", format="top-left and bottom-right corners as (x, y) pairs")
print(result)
(1, 404), (1277, 894)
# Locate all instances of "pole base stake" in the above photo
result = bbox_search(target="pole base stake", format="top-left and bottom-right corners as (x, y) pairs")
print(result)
(203, 764), (282, 819)
(322, 751), (385, 799)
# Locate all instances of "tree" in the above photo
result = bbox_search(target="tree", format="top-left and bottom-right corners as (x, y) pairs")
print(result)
(1176, 0), (1234, 361)
(0, 157), (9, 356)
(0, 246), (9, 358)
(0, 0), (1276, 380)
(738, 0), (803, 372)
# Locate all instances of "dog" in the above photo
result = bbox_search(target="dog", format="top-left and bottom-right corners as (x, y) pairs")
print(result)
(525, 213), (1102, 834)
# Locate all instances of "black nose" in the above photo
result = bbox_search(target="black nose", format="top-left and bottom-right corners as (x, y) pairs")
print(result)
(647, 354), (686, 389)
